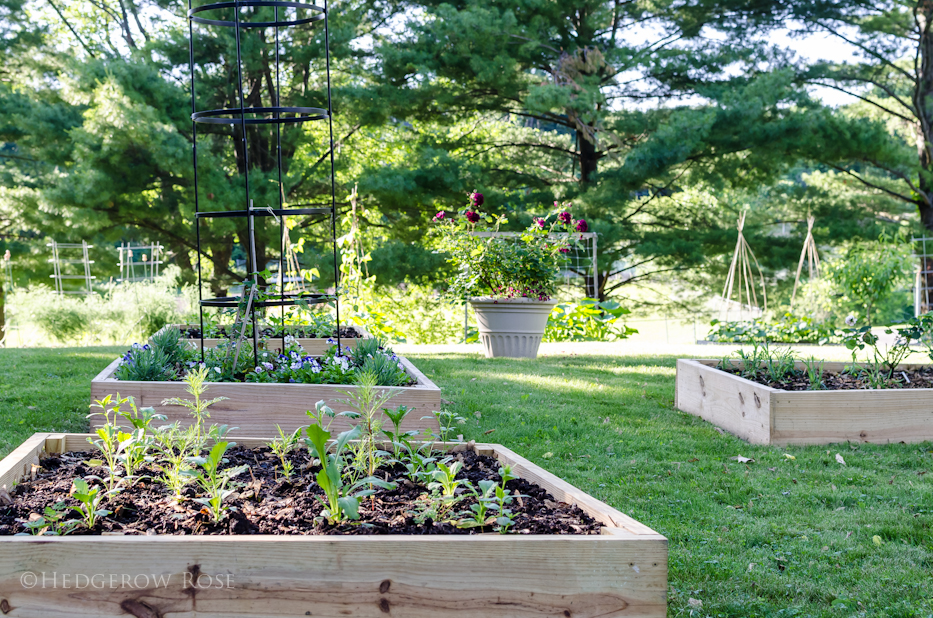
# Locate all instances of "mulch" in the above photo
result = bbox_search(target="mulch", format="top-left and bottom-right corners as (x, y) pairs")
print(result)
(0, 447), (601, 537)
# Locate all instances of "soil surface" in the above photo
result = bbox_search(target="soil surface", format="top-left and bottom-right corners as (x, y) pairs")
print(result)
(182, 326), (362, 340)
(719, 366), (933, 391)
(0, 447), (601, 536)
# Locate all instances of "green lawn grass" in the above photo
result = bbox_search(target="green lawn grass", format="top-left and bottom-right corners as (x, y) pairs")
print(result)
(1, 346), (931, 617)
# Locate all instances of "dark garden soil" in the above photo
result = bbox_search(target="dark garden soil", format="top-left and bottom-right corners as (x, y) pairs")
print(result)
(0, 447), (601, 537)
(181, 326), (362, 340)
(719, 366), (933, 391)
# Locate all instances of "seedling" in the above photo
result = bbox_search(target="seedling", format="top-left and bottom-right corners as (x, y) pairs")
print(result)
(425, 409), (465, 443)
(17, 502), (79, 536)
(162, 367), (229, 444)
(803, 356), (825, 390)
(457, 479), (497, 529)
(303, 423), (395, 524)
(269, 425), (302, 478)
(427, 460), (467, 498)
(382, 404), (418, 460)
(70, 478), (111, 529)
(183, 441), (247, 523)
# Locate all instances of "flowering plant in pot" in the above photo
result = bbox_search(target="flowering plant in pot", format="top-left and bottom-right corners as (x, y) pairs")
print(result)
(432, 192), (588, 358)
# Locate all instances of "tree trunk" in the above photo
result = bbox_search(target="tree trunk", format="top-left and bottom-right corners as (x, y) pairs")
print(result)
(914, 2), (933, 312)
(578, 131), (598, 184)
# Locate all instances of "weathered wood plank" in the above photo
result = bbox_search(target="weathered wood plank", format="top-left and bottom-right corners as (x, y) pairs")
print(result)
(90, 356), (442, 438)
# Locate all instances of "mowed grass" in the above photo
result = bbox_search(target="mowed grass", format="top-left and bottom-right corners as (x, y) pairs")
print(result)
(410, 353), (933, 618)
(0, 346), (123, 455)
(0, 346), (931, 617)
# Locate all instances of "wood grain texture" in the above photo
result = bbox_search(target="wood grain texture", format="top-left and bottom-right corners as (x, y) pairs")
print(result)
(676, 359), (933, 445)
(90, 356), (441, 438)
(0, 434), (668, 618)
(675, 360), (772, 445)
(169, 324), (373, 356)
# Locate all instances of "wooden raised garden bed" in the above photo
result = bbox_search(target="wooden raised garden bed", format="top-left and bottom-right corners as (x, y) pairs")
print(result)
(0, 432), (668, 618)
(675, 359), (933, 445)
(171, 323), (374, 355)
(90, 355), (442, 437)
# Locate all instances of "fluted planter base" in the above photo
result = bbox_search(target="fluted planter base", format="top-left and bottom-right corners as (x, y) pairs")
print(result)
(470, 298), (557, 359)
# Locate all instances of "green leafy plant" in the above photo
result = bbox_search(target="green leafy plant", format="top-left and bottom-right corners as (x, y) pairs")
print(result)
(826, 234), (911, 326)
(17, 502), (79, 536)
(842, 324), (920, 388)
(269, 425), (302, 478)
(708, 313), (839, 344)
(161, 367), (228, 444)
(303, 423), (395, 524)
(543, 298), (637, 342)
(426, 459), (467, 498)
(489, 465), (523, 534)
(763, 346), (796, 383)
(153, 422), (198, 502)
(382, 404), (418, 460)
(803, 356), (825, 390)
(69, 478), (111, 529)
(457, 479), (498, 530)
(183, 441), (248, 523)
(336, 370), (398, 479)
(426, 409), (465, 443)
(431, 196), (586, 301)
(150, 325), (188, 366)
(114, 344), (177, 382)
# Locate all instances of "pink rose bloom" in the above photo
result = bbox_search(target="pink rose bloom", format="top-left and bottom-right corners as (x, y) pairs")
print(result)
(433, 211), (445, 221)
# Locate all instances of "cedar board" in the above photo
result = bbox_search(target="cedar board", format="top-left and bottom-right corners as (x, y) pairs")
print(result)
(0, 433), (668, 618)
(676, 359), (933, 445)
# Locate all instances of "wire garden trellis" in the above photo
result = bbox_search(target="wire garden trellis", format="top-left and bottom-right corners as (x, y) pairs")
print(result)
(186, 0), (341, 364)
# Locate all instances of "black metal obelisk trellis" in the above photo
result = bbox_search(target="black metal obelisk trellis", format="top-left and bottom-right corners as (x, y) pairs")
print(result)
(186, 0), (341, 365)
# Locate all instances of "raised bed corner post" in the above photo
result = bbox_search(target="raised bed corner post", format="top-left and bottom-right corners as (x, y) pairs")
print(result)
(186, 0), (340, 365)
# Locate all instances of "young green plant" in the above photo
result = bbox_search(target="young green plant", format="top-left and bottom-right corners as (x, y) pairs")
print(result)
(162, 366), (228, 444)
(303, 423), (395, 524)
(183, 441), (248, 523)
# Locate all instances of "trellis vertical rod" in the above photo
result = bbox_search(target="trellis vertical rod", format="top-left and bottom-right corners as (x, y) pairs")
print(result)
(276, 4), (286, 353)
(188, 0), (205, 362)
(323, 0), (341, 352)
(232, 0), (259, 364)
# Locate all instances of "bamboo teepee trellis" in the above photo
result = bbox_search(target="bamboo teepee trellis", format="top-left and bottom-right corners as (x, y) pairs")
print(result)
(721, 210), (767, 320)
(790, 214), (821, 308)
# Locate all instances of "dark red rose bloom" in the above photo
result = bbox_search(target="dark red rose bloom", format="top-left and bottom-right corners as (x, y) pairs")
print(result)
(558, 211), (572, 224)
(465, 211), (481, 223)
(559, 247), (570, 253)
(575, 219), (588, 232)
(471, 192), (484, 207)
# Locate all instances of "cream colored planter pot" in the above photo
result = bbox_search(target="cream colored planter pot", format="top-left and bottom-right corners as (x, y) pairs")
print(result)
(470, 298), (556, 358)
